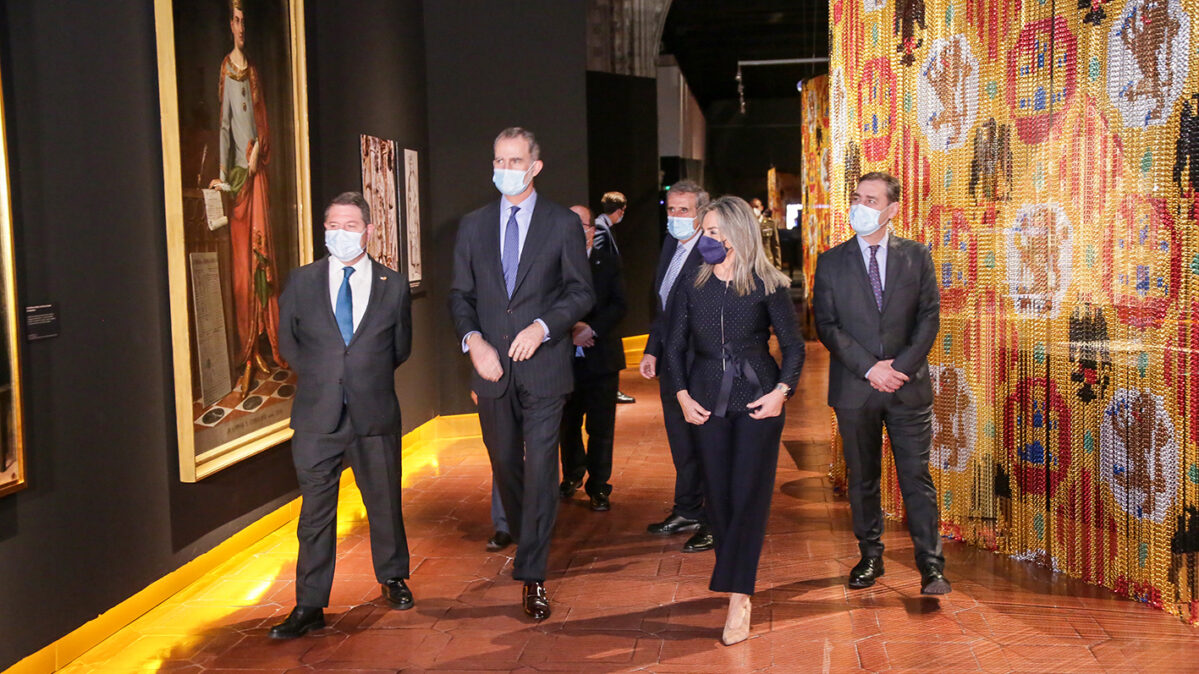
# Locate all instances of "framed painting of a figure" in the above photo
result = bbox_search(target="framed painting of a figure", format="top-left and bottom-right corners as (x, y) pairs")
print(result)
(0, 67), (28, 498)
(155, 0), (311, 481)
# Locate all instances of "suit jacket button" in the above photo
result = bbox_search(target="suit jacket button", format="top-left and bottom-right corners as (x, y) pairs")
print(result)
(507, 309), (512, 314)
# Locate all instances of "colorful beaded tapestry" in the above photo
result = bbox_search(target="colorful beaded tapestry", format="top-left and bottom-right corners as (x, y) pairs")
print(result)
(827, 0), (1199, 620)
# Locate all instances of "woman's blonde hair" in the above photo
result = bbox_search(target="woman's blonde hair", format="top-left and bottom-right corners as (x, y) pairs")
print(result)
(694, 196), (791, 296)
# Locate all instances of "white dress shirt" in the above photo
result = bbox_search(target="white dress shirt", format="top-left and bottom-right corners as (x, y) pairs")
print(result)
(328, 253), (373, 332)
(856, 231), (889, 291)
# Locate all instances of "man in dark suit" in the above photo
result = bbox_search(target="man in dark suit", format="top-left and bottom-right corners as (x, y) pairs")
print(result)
(449, 127), (594, 620)
(559, 205), (628, 511)
(638, 179), (713, 553)
(812, 171), (949, 595)
(269, 192), (414, 639)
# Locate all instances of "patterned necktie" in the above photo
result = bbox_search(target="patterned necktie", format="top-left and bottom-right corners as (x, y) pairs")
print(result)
(868, 244), (883, 311)
(336, 266), (355, 345)
(660, 244), (689, 309)
(502, 206), (520, 297)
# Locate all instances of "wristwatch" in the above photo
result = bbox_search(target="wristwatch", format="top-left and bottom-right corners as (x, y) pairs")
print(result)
(774, 382), (792, 397)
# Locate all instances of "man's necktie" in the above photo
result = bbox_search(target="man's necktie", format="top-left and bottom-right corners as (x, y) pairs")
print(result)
(868, 244), (883, 311)
(659, 244), (689, 309)
(336, 266), (355, 345)
(502, 206), (520, 297)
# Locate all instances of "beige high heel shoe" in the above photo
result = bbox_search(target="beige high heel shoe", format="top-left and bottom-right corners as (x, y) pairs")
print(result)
(721, 592), (752, 646)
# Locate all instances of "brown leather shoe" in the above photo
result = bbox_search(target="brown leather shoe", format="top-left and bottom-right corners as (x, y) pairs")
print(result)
(522, 581), (551, 621)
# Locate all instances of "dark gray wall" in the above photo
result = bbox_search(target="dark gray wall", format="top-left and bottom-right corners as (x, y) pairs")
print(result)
(586, 71), (658, 338)
(423, 0), (589, 415)
(0, 1), (432, 669)
(307, 0), (437, 430)
(705, 97), (803, 202)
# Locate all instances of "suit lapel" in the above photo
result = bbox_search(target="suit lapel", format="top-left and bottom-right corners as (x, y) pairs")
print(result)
(348, 258), (388, 347)
(846, 238), (878, 311)
(483, 200), (505, 291)
(317, 257), (342, 336)
(511, 198), (551, 298)
(881, 235), (903, 313)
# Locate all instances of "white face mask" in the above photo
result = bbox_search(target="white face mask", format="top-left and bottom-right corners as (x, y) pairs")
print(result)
(849, 203), (886, 236)
(325, 228), (366, 262)
(667, 216), (697, 241)
(492, 164), (535, 196)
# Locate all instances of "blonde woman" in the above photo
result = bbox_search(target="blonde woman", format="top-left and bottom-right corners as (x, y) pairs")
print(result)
(663, 196), (804, 645)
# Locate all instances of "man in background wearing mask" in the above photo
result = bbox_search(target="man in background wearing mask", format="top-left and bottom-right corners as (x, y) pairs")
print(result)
(639, 179), (714, 553)
(270, 192), (414, 639)
(812, 172), (948, 596)
(750, 198), (783, 270)
(449, 127), (594, 620)
(558, 205), (627, 511)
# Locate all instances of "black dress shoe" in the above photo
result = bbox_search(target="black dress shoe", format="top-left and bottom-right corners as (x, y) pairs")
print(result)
(559, 477), (583, 499)
(522, 581), (551, 620)
(590, 493), (611, 511)
(268, 606), (325, 639)
(486, 530), (513, 552)
(616, 390), (636, 404)
(920, 565), (952, 595)
(382, 577), (414, 609)
(647, 512), (701, 535)
(848, 555), (885, 589)
(682, 526), (714, 553)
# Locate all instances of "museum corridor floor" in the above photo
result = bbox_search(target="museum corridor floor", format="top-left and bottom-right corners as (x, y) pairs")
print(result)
(58, 345), (1199, 672)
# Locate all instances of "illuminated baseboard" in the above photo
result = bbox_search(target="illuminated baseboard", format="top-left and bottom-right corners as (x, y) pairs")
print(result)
(622, 333), (647, 368)
(5, 413), (483, 674)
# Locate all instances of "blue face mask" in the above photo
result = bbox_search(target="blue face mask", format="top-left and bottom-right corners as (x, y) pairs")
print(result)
(492, 165), (535, 196)
(697, 234), (728, 264)
(667, 216), (697, 241)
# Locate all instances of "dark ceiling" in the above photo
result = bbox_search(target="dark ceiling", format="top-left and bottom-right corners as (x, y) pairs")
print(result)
(660, 0), (830, 106)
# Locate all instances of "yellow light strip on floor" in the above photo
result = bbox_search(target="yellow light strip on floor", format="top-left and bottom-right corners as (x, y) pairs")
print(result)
(5, 412), (485, 674)
(622, 333), (647, 367)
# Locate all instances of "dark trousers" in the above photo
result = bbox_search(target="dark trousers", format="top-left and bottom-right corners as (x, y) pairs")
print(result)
(291, 410), (409, 608)
(661, 382), (706, 521)
(835, 392), (944, 568)
(560, 369), (618, 496)
(478, 383), (567, 582)
(692, 409), (784, 595)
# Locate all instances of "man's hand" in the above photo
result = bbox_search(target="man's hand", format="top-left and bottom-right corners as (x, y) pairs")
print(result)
(571, 322), (596, 348)
(867, 359), (909, 393)
(509, 322), (547, 362)
(639, 353), (657, 379)
(677, 390), (711, 425)
(467, 334), (503, 381)
(748, 389), (787, 419)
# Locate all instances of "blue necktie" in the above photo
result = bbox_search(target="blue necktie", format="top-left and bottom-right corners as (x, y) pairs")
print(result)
(502, 206), (520, 297)
(336, 266), (355, 345)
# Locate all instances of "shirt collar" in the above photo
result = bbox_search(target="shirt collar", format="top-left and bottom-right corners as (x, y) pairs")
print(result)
(856, 230), (889, 253)
(332, 253), (372, 276)
(502, 189), (537, 216)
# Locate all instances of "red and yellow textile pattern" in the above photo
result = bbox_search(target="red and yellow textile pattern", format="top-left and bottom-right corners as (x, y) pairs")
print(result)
(802, 75), (832, 301)
(828, 0), (1199, 620)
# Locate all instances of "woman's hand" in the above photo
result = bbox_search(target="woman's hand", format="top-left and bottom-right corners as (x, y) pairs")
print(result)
(747, 389), (787, 419)
(676, 390), (711, 425)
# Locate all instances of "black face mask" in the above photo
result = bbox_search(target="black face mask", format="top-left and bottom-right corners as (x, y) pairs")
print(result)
(697, 235), (728, 264)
